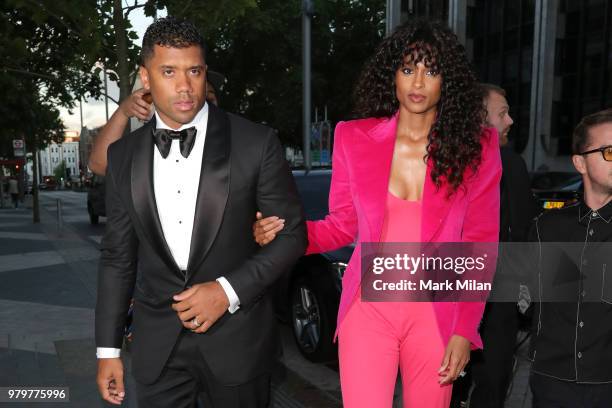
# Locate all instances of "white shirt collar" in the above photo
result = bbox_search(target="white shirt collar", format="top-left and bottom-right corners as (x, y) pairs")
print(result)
(154, 102), (209, 131)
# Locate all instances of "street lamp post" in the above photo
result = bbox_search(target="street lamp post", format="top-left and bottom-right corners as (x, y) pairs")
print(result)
(386, 0), (401, 36)
(302, 0), (314, 172)
(104, 68), (109, 122)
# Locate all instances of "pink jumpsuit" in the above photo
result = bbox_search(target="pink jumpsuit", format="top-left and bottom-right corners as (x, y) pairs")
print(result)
(338, 192), (452, 407)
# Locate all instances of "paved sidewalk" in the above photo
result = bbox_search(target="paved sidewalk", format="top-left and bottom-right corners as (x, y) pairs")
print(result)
(0, 201), (339, 408)
(0, 204), (99, 408)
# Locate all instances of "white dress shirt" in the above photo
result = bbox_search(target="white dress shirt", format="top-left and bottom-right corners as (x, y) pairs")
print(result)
(97, 104), (240, 359)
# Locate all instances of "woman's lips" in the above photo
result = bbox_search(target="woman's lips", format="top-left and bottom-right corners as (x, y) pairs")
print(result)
(408, 94), (425, 103)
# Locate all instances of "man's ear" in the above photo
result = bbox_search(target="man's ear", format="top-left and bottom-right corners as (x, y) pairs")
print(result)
(139, 65), (150, 91)
(572, 154), (586, 175)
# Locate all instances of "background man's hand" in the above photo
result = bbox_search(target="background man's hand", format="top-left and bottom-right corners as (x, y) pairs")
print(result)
(253, 211), (284, 246)
(118, 87), (152, 121)
(97, 358), (125, 405)
(172, 282), (230, 333)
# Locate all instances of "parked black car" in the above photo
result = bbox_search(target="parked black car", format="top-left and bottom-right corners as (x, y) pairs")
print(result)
(273, 169), (351, 363)
(530, 171), (583, 210)
(87, 175), (106, 224)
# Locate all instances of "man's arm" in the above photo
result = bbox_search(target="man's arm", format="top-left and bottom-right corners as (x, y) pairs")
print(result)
(95, 154), (138, 348)
(224, 130), (308, 307)
(95, 150), (138, 405)
(89, 89), (151, 176)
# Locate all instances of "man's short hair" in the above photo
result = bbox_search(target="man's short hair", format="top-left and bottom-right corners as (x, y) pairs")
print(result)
(572, 108), (612, 154)
(140, 17), (206, 65)
(479, 83), (506, 101)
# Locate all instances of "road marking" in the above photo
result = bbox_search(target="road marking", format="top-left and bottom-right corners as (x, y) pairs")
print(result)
(0, 299), (94, 355)
(0, 232), (48, 241)
(0, 249), (99, 274)
(0, 251), (65, 273)
(0, 213), (32, 219)
(0, 222), (30, 229)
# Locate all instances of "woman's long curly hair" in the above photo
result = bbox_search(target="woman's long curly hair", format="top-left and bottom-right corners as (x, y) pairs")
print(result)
(352, 18), (486, 194)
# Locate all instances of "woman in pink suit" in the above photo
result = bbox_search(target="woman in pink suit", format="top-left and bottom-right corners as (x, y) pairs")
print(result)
(256, 19), (501, 407)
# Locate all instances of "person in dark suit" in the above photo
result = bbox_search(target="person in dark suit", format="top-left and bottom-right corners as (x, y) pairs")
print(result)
(527, 109), (612, 407)
(95, 17), (307, 408)
(464, 83), (539, 407)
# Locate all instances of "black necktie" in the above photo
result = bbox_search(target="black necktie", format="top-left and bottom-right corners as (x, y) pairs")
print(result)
(152, 127), (197, 159)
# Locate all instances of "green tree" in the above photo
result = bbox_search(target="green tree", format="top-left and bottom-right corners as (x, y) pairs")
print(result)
(53, 160), (67, 182)
(1, 0), (149, 144)
(96, 0), (148, 115)
(0, 0), (104, 221)
(152, 0), (385, 146)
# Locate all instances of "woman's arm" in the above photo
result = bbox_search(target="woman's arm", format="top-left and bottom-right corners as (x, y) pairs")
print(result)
(454, 127), (502, 348)
(305, 122), (359, 254)
(88, 88), (152, 176)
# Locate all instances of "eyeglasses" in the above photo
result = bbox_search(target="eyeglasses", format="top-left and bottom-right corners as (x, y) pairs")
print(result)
(579, 145), (612, 161)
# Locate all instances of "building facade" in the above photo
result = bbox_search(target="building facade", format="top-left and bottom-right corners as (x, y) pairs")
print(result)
(390, 0), (612, 171)
(38, 130), (81, 180)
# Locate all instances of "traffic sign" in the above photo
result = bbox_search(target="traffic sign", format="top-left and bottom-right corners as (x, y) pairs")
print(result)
(12, 139), (25, 157)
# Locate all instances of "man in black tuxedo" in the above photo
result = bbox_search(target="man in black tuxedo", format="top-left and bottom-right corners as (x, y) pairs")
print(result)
(95, 17), (307, 408)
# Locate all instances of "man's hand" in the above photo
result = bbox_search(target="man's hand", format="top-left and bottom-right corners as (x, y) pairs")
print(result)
(172, 282), (230, 333)
(97, 358), (125, 405)
(438, 334), (470, 385)
(118, 88), (152, 121)
(253, 211), (285, 246)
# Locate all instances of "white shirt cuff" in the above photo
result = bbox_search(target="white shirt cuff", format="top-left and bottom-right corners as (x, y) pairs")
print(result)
(96, 347), (121, 359)
(216, 277), (240, 313)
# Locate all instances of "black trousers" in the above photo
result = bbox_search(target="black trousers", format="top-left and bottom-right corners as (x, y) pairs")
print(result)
(135, 331), (271, 408)
(530, 373), (612, 408)
(468, 302), (520, 408)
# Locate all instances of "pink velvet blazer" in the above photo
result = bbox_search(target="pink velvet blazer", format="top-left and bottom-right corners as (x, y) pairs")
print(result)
(305, 114), (502, 348)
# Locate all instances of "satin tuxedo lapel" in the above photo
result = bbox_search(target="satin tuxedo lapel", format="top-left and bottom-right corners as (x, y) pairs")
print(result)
(130, 117), (181, 274)
(361, 114), (457, 244)
(186, 104), (230, 277)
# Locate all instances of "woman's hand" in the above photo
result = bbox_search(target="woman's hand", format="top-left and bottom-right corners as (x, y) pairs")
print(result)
(253, 211), (284, 246)
(438, 334), (470, 384)
(119, 88), (152, 121)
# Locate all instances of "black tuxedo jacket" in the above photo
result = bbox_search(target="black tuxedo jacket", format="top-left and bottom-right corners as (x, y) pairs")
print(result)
(95, 104), (307, 385)
(499, 146), (539, 242)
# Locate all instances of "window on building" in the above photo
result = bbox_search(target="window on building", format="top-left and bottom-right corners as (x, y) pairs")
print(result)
(554, 0), (612, 154)
(467, 0), (536, 153)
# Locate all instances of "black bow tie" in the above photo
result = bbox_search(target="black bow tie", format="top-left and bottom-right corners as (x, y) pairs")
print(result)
(152, 127), (197, 159)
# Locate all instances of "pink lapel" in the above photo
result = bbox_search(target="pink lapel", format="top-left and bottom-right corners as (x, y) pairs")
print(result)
(420, 159), (459, 243)
(358, 114), (397, 243)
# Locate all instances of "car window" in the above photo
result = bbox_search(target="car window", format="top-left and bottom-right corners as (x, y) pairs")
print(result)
(293, 172), (331, 220)
(531, 172), (582, 190)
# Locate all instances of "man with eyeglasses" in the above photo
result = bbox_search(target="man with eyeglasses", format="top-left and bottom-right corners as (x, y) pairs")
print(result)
(527, 108), (612, 407)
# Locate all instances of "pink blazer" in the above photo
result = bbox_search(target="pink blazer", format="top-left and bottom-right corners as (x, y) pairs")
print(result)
(306, 114), (501, 349)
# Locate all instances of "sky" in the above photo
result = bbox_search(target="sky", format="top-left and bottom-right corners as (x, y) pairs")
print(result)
(58, 5), (167, 132)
